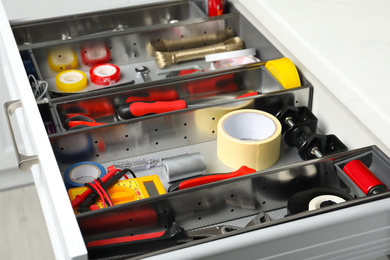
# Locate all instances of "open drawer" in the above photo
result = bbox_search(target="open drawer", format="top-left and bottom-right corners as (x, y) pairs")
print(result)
(2, 1), (390, 260)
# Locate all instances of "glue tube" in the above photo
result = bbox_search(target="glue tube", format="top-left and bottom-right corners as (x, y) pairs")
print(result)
(342, 160), (386, 195)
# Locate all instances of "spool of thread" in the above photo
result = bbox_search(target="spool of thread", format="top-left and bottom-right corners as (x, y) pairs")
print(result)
(55, 70), (88, 93)
(90, 64), (121, 86)
(163, 153), (206, 182)
(64, 162), (106, 190)
(217, 109), (281, 171)
(342, 159), (386, 195)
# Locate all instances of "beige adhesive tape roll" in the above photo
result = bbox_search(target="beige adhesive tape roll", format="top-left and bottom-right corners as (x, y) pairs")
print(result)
(217, 109), (281, 171)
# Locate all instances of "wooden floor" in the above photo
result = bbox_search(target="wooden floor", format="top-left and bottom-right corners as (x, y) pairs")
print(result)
(0, 185), (55, 260)
(1, 184), (390, 260)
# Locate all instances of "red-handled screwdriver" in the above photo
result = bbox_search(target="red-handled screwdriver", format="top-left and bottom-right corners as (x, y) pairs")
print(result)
(168, 166), (256, 192)
(117, 100), (187, 120)
(235, 91), (259, 99)
(165, 69), (201, 78)
(125, 89), (179, 103)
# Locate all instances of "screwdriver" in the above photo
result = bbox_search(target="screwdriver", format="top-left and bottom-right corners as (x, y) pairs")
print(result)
(117, 100), (187, 120)
(114, 89), (179, 107)
(124, 89), (179, 103)
(165, 69), (201, 78)
(168, 165), (256, 192)
(116, 90), (260, 120)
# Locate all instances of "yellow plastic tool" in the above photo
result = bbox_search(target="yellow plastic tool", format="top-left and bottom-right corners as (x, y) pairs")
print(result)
(265, 57), (301, 89)
(55, 70), (87, 93)
(68, 175), (166, 210)
(47, 46), (78, 72)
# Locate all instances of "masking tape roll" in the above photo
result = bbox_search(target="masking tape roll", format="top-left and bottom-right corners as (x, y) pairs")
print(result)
(55, 70), (88, 93)
(90, 64), (121, 86)
(265, 57), (301, 89)
(217, 109), (281, 171)
(308, 195), (346, 211)
(64, 161), (106, 190)
(48, 46), (78, 72)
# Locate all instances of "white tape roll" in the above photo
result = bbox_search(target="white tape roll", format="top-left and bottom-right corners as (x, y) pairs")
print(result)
(308, 195), (346, 211)
(217, 109), (281, 171)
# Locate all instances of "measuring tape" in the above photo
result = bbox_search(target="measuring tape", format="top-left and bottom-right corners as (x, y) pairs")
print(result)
(68, 175), (166, 210)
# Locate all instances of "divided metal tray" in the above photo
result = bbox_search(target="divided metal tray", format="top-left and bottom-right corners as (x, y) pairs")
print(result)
(10, 1), (390, 259)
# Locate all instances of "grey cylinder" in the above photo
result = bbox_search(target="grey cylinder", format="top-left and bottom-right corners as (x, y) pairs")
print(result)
(163, 153), (206, 182)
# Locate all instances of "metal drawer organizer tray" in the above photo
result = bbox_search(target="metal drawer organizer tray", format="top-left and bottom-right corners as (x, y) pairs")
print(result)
(12, 1), (390, 259)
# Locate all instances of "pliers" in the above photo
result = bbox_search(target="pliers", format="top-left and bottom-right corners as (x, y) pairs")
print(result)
(65, 115), (107, 130)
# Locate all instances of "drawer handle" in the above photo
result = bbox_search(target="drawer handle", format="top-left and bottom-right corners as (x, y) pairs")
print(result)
(4, 100), (39, 171)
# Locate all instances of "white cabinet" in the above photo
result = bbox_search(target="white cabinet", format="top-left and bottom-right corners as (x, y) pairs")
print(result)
(0, 71), (33, 190)
(1, 1), (390, 259)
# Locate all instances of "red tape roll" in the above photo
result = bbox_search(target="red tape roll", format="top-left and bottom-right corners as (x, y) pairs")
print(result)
(81, 42), (111, 66)
(90, 64), (121, 86)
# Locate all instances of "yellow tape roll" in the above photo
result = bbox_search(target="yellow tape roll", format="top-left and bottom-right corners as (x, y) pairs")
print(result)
(217, 109), (281, 171)
(265, 57), (301, 89)
(55, 70), (88, 93)
(48, 46), (78, 72)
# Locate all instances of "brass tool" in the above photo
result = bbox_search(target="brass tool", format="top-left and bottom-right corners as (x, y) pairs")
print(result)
(154, 37), (244, 69)
(147, 29), (235, 54)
